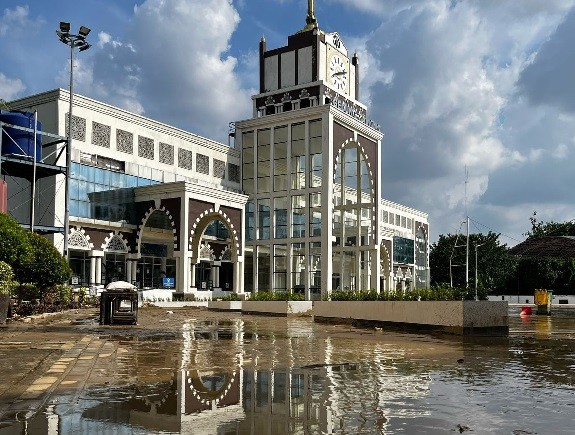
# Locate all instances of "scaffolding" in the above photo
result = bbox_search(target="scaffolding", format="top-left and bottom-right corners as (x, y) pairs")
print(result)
(0, 114), (68, 235)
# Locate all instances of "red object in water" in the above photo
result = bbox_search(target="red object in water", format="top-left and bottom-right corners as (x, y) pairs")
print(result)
(520, 306), (532, 316)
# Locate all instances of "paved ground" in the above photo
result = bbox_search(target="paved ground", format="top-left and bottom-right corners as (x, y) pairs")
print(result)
(0, 306), (214, 424)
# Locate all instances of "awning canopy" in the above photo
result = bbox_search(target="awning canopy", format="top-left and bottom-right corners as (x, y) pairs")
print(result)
(509, 236), (575, 258)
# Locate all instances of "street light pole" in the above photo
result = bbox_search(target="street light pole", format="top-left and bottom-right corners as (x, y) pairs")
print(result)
(56, 22), (91, 260)
(475, 242), (485, 300)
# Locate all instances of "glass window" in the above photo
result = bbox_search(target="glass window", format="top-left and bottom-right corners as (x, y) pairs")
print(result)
(291, 155), (306, 190)
(291, 243), (306, 294)
(273, 244), (287, 291)
(291, 195), (306, 238)
(258, 200), (271, 240)
(393, 236), (415, 264)
(244, 246), (254, 292)
(246, 202), (255, 241)
(257, 245), (271, 291)
(309, 193), (321, 237)
(274, 197), (288, 239)
(257, 176), (271, 193)
(243, 131), (254, 163)
(310, 153), (322, 187)
(292, 122), (305, 141)
(309, 242), (321, 294)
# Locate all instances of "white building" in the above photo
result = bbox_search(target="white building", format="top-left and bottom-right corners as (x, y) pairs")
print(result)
(0, 5), (429, 300)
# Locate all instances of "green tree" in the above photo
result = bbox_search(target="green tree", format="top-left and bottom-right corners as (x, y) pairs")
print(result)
(0, 213), (34, 279)
(515, 213), (575, 294)
(430, 231), (516, 294)
(24, 232), (71, 288)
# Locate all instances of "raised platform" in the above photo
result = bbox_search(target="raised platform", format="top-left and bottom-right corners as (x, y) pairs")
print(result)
(241, 301), (313, 317)
(313, 300), (509, 336)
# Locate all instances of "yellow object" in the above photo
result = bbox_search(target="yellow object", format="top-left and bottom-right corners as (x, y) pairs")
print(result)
(534, 289), (548, 305)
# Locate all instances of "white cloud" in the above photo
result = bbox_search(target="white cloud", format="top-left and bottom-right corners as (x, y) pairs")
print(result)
(0, 73), (26, 101)
(72, 0), (252, 141)
(344, 0), (575, 242)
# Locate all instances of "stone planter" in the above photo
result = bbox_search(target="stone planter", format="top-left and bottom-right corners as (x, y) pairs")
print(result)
(313, 300), (509, 336)
(208, 301), (243, 311)
(242, 301), (313, 317)
(0, 294), (10, 325)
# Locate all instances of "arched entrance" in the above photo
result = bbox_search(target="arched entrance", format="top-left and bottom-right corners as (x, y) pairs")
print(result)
(189, 210), (241, 294)
(136, 208), (177, 289)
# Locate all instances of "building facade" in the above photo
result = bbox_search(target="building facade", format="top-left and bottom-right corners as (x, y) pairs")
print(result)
(1, 6), (429, 299)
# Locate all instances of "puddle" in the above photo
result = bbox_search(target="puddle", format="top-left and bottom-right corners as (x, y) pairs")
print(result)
(1, 312), (575, 434)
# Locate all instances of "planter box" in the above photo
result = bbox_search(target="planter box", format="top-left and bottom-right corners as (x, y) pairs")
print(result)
(313, 301), (508, 335)
(208, 301), (243, 311)
(242, 301), (313, 317)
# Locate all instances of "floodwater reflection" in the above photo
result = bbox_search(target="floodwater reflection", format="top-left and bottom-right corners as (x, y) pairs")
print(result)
(2, 311), (575, 434)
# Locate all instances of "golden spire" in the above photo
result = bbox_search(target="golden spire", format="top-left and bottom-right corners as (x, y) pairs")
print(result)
(303, 0), (318, 31)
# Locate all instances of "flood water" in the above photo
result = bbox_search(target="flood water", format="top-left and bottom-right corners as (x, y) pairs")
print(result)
(2, 307), (575, 434)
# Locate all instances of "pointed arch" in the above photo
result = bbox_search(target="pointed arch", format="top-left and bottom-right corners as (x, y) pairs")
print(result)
(332, 138), (377, 239)
(189, 208), (240, 261)
(136, 206), (178, 254)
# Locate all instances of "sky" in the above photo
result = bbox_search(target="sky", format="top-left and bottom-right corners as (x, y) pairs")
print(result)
(1, 0), (575, 247)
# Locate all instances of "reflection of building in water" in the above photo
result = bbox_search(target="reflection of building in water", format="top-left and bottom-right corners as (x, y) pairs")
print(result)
(1, 318), (436, 434)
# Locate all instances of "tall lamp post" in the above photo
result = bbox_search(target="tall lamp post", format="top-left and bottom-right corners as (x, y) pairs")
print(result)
(56, 22), (91, 260)
(475, 242), (485, 300)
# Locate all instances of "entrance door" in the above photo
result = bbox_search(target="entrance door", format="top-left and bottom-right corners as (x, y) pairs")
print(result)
(196, 261), (212, 290)
(220, 263), (233, 291)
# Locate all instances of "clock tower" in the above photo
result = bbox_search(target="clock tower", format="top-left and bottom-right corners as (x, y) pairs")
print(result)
(236, 1), (383, 299)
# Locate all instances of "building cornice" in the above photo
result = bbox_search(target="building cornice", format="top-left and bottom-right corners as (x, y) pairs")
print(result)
(9, 88), (240, 158)
(134, 180), (249, 206)
(381, 198), (428, 220)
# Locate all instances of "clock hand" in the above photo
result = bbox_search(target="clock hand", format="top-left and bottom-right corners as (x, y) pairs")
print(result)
(332, 71), (347, 76)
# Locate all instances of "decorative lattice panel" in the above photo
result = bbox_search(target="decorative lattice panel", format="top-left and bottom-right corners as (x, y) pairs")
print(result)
(159, 142), (174, 165)
(213, 159), (225, 179)
(178, 148), (193, 170)
(138, 135), (154, 160)
(106, 235), (127, 252)
(91, 121), (111, 148)
(196, 153), (209, 175)
(116, 129), (133, 154)
(228, 163), (240, 183)
(65, 114), (86, 141)
(69, 230), (90, 249)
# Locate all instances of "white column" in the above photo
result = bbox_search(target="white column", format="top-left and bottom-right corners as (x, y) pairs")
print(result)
(371, 246), (380, 292)
(190, 261), (196, 288)
(131, 261), (138, 286)
(187, 258), (193, 289)
(126, 260), (132, 283)
(89, 257), (96, 286)
(95, 257), (102, 286)
(234, 261), (242, 294)
(213, 261), (221, 288)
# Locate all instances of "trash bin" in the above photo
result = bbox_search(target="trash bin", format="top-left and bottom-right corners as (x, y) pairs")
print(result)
(534, 289), (552, 315)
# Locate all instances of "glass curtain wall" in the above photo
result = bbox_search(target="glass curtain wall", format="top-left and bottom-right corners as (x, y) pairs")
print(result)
(415, 227), (428, 288)
(244, 120), (323, 297)
(332, 143), (375, 292)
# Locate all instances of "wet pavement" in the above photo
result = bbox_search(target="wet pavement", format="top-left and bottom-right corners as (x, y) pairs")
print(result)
(0, 306), (574, 434)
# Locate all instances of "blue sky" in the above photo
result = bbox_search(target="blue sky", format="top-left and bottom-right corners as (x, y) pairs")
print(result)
(2, 0), (575, 246)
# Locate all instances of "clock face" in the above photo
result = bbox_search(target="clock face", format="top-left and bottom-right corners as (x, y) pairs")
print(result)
(329, 54), (348, 92)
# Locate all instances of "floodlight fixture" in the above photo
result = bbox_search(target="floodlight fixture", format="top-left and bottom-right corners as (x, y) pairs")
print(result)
(79, 26), (91, 37)
(59, 21), (70, 33)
